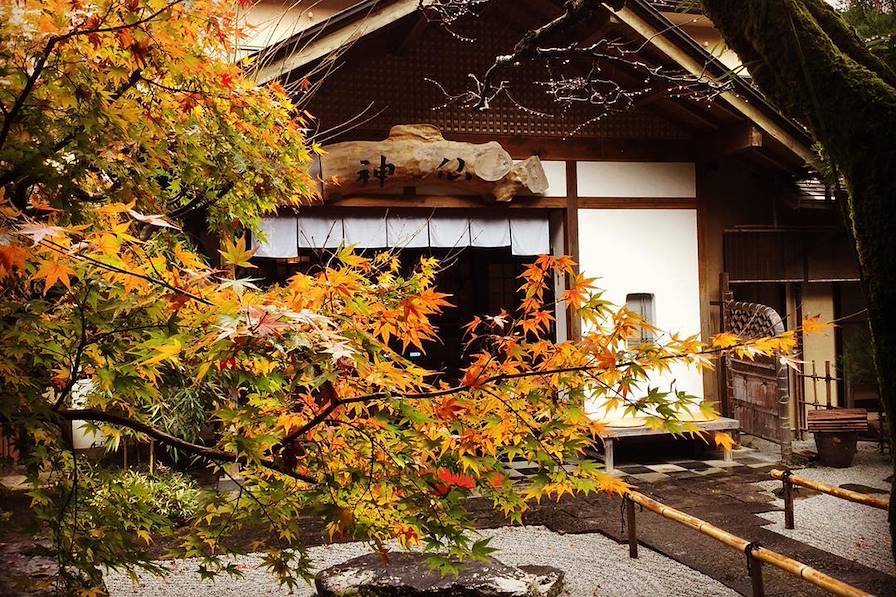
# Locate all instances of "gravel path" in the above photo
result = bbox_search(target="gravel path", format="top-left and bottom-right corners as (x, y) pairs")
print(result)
(104, 525), (737, 597)
(755, 441), (893, 576)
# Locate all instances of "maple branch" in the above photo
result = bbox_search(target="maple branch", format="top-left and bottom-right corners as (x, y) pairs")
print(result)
(167, 181), (235, 219)
(0, 0), (182, 151)
(33, 236), (213, 306)
(325, 331), (798, 411)
(67, 0), (188, 38)
(52, 284), (92, 411)
(0, 39), (57, 150)
(0, 69), (143, 189)
(56, 408), (316, 484)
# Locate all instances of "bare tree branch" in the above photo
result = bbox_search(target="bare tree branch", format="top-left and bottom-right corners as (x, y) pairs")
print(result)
(421, 0), (729, 134)
(56, 408), (317, 484)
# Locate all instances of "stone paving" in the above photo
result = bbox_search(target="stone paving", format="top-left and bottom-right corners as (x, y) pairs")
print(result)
(504, 446), (779, 483)
(495, 442), (896, 597)
(102, 449), (896, 597)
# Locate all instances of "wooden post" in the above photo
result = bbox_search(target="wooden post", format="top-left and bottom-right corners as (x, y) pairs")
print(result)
(149, 440), (155, 476)
(625, 497), (638, 558)
(719, 272), (734, 418)
(719, 432), (734, 462)
(748, 549), (766, 597)
(783, 473), (795, 529)
(564, 161), (581, 341)
(603, 437), (615, 473)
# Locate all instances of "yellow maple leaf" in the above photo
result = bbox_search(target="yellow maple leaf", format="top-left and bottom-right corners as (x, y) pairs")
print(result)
(598, 473), (632, 495)
(714, 431), (736, 452)
(95, 233), (121, 256)
(711, 332), (740, 349)
(32, 260), (75, 294)
(218, 234), (256, 268)
(174, 243), (206, 269)
(140, 338), (182, 366)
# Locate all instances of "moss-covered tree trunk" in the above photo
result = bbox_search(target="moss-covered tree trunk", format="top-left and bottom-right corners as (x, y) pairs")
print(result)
(701, 0), (896, 558)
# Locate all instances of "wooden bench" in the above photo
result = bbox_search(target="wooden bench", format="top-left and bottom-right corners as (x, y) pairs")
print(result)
(807, 408), (868, 433)
(599, 417), (740, 473)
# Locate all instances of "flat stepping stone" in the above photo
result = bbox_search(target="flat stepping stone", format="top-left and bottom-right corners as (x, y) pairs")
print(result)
(315, 551), (565, 597)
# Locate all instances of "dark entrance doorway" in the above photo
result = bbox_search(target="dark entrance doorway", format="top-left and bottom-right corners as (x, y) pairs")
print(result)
(255, 246), (547, 382)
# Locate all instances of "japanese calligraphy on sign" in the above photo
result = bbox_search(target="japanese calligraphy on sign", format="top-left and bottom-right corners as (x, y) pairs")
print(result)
(437, 157), (474, 181)
(357, 155), (396, 187)
(313, 124), (548, 202)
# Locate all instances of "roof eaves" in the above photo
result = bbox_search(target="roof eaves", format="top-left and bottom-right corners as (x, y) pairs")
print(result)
(249, 0), (413, 83)
(621, 0), (814, 162)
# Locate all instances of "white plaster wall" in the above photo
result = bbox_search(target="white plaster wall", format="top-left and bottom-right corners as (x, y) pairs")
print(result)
(577, 209), (704, 419)
(539, 160), (567, 197)
(577, 162), (696, 198)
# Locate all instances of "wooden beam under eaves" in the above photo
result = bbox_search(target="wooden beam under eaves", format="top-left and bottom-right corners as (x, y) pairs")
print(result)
(699, 123), (763, 160)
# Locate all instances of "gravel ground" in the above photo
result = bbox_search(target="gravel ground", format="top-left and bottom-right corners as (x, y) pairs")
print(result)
(104, 525), (737, 597)
(755, 441), (894, 576)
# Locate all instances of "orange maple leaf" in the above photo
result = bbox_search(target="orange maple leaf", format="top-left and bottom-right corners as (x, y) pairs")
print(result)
(0, 243), (28, 277)
(435, 396), (464, 421)
(462, 364), (487, 389)
(801, 314), (832, 335)
(32, 260), (75, 294)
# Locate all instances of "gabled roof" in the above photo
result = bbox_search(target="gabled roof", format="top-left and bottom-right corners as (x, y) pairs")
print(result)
(249, 0), (813, 165)
(252, 0), (419, 84)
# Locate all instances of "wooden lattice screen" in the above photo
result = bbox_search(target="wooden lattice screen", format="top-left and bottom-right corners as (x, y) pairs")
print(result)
(302, 3), (692, 141)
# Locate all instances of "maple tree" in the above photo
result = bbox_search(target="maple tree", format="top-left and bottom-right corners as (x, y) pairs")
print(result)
(0, 0), (812, 594)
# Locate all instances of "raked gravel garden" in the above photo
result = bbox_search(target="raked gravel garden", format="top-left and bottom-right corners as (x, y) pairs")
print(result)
(754, 441), (894, 577)
(104, 441), (893, 596)
(104, 525), (738, 597)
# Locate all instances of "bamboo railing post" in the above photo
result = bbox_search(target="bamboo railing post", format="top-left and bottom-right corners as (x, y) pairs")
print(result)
(746, 543), (765, 597)
(782, 471), (795, 529)
(811, 360), (819, 409)
(825, 361), (833, 409)
(770, 469), (888, 510)
(626, 489), (874, 597)
(625, 497), (638, 558)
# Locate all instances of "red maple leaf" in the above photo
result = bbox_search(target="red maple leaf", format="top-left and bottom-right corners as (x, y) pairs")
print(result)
(436, 468), (475, 490)
(220, 72), (237, 90)
(435, 397), (463, 421)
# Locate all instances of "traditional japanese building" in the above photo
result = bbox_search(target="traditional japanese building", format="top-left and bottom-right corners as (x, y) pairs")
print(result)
(239, 0), (870, 453)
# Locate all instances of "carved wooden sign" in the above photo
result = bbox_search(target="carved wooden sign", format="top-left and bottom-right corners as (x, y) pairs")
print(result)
(311, 124), (549, 202)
